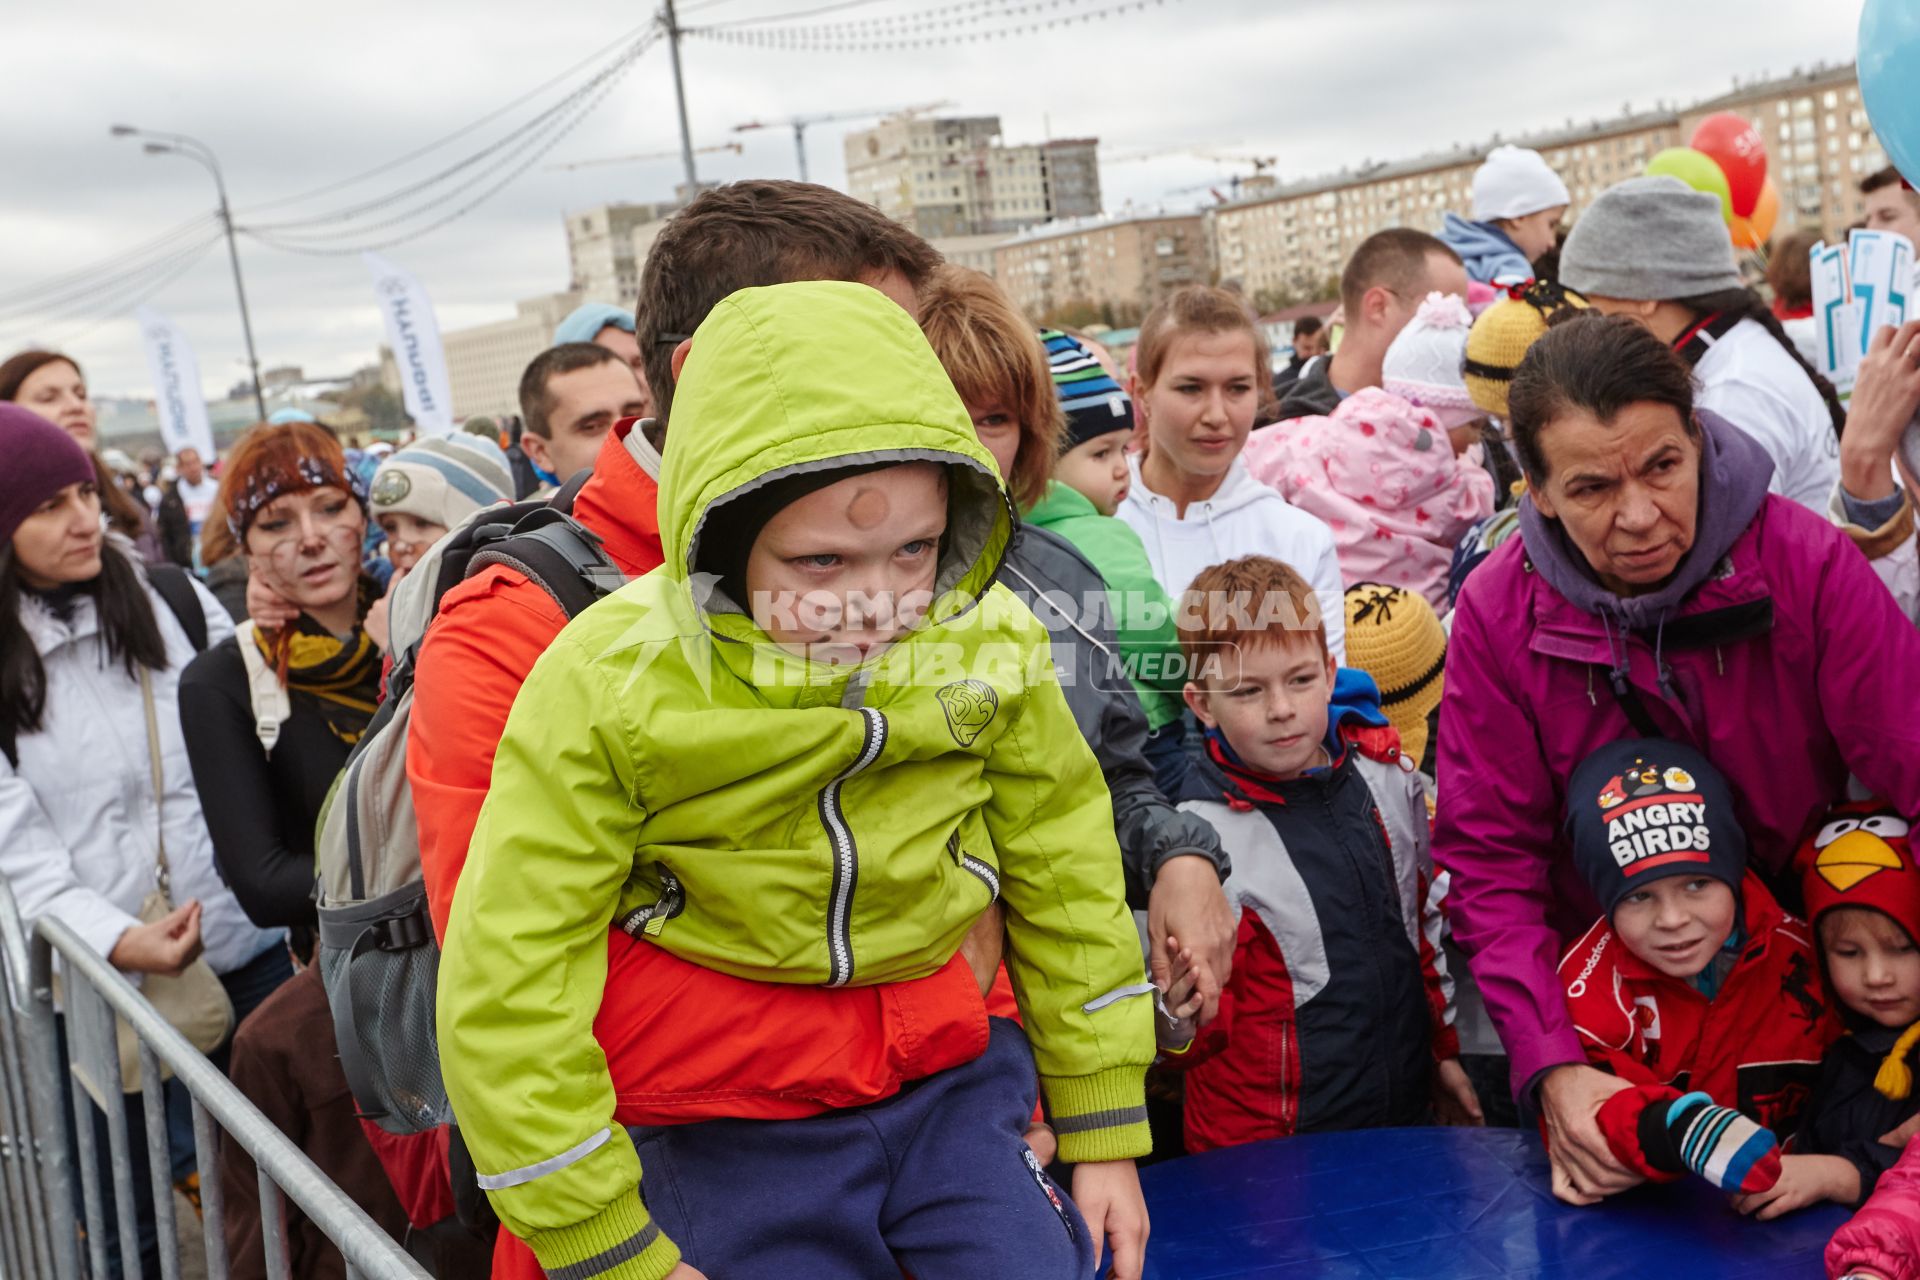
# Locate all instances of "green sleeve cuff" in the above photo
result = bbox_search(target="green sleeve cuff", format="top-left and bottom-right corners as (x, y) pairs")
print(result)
(1042, 1065), (1152, 1163)
(526, 1189), (681, 1280)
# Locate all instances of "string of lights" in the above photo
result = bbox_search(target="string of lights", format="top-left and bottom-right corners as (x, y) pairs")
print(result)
(688, 0), (1171, 51)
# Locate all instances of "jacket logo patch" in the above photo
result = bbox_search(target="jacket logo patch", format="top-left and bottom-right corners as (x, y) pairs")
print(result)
(1632, 995), (1661, 1041)
(937, 679), (998, 747)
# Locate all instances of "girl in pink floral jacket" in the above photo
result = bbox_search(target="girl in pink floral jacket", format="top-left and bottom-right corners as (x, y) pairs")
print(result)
(1244, 293), (1496, 609)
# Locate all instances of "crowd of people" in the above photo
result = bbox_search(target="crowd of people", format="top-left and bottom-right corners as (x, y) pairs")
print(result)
(7, 152), (1920, 1280)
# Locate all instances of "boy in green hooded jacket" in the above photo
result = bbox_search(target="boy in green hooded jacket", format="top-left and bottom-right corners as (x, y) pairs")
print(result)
(438, 281), (1157, 1280)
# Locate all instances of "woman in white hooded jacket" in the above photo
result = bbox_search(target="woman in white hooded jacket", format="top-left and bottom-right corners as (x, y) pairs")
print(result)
(1118, 286), (1346, 660)
(0, 405), (284, 1275)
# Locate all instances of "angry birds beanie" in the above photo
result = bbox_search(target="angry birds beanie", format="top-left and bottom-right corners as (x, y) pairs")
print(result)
(1566, 738), (1747, 920)
(1799, 800), (1920, 1099)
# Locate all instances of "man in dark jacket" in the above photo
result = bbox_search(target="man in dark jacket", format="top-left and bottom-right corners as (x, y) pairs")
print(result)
(155, 446), (220, 570)
(1277, 230), (1468, 421)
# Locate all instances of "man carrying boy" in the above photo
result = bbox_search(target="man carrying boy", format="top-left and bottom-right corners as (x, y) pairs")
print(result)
(1160, 555), (1477, 1149)
(1553, 739), (1837, 1203)
(438, 282), (1156, 1280)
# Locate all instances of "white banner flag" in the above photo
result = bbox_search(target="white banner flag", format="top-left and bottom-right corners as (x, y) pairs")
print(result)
(135, 306), (216, 459)
(362, 251), (454, 436)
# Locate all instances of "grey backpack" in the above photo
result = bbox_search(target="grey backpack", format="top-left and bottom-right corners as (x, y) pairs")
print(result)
(315, 482), (624, 1133)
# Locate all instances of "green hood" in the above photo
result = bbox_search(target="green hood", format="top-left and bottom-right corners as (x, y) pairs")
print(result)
(660, 280), (1013, 645)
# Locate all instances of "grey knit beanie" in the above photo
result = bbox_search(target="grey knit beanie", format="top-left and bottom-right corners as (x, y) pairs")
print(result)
(1559, 176), (1744, 301)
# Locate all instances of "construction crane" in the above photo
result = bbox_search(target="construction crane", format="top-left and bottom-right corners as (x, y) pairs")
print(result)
(546, 141), (743, 172)
(733, 101), (952, 183)
(1105, 146), (1278, 175)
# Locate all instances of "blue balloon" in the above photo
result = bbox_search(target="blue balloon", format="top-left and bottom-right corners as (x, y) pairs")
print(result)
(1861, 0), (1920, 184)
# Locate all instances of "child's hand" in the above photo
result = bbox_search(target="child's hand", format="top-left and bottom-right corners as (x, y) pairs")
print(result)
(1432, 1057), (1484, 1127)
(958, 902), (1005, 997)
(1154, 937), (1205, 1052)
(245, 571), (300, 633)
(664, 1264), (709, 1280)
(1732, 1154), (1860, 1220)
(1072, 1159), (1149, 1280)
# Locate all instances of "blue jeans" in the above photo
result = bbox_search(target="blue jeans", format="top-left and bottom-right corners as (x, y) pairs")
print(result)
(632, 1018), (1093, 1279)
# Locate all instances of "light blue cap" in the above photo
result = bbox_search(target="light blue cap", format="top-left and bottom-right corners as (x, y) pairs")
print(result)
(554, 302), (635, 345)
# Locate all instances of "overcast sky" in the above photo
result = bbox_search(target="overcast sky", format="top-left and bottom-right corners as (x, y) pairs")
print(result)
(0, 0), (1867, 398)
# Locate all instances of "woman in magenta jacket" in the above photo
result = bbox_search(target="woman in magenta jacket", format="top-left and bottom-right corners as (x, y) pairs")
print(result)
(1435, 314), (1920, 1205)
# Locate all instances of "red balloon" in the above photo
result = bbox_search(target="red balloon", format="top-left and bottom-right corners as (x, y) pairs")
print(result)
(1691, 113), (1769, 218)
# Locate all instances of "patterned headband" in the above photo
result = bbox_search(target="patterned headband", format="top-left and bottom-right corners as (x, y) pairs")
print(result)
(226, 454), (366, 540)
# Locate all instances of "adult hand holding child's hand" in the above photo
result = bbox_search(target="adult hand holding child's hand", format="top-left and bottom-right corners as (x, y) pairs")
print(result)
(1540, 1063), (1642, 1205)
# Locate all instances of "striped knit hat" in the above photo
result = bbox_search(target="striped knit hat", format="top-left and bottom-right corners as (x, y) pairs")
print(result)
(1043, 330), (1134, 449)
(369, 434), (513, 530)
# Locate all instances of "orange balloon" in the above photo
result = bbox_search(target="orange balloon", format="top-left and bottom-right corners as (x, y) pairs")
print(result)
(1728, 180), (1780, 252)
(1750, 177), (1780, 244)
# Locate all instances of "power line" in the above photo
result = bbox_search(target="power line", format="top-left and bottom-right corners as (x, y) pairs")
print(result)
(0, 212), (219, 312)
(240, 18), (662, 215)
(251, 31), (656, 234)
(244, 46), (646, 256)
(0, 232), (221, 351)
(0, 221), (223, 322)
(8, 238), (221, 353)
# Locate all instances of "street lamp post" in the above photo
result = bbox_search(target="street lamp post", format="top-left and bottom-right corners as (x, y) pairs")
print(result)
(110, 125), (268, 421)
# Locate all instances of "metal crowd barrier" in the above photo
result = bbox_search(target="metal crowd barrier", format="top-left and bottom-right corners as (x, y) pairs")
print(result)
(0, 878), (430, 1280)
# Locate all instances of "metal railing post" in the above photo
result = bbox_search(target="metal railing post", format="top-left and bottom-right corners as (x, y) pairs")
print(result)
(0, 877), (429, 1280)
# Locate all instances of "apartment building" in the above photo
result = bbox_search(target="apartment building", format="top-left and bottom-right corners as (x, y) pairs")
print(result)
(844, 114), (1102, 238)
(994, 210), (1206, 325)
(565, 200), (680, 306)
(1211, 64), (1879, 307)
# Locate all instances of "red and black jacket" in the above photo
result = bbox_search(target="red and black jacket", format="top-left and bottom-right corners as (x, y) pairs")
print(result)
(1166, 723), (1456, 1153)
(1559, 871), (1838, 1136)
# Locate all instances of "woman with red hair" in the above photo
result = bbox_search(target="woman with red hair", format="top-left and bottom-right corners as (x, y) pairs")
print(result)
(176, 420), (412, 1275)
(178, 420), (381, 945)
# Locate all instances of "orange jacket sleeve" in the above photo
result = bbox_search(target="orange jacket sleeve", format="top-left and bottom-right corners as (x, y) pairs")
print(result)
(408, 567), (988, 1124)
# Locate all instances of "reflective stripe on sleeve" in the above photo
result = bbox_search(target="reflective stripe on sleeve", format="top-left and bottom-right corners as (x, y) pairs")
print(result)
(474, 1127), (614, 1191)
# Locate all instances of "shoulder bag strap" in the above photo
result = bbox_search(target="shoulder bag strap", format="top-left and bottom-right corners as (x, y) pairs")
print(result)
(138, 667), (172, 900)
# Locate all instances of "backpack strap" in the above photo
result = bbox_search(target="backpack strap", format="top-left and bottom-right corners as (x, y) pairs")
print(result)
(237, 625), (291, 754)
(550, 467), (593, 514)
(468, 508), (626, 621)
(146, 564), (208, 652)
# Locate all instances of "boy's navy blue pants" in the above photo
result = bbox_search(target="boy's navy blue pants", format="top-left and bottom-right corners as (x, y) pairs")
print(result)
(631, 1016), (1096, 1279)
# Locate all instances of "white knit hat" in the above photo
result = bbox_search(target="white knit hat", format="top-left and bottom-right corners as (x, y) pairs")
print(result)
(1383, 292), (1478, 426)
(369, 434), (513, 530)
(1472, 145), (1571, 222)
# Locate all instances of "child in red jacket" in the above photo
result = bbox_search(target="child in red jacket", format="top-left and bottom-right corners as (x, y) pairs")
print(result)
(1158, 555), (1475, 1151)
(1555, 738), (1838, 1198)
(1734, 800), (1920, 1225)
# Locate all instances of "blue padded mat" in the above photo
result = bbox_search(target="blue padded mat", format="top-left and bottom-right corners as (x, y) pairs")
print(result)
(1139, 1128), (1849, 1279)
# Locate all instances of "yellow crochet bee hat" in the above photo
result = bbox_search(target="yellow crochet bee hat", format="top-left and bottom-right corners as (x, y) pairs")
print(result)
(1463, 280), (1590, 420)
(1344, 583), (1447, 767)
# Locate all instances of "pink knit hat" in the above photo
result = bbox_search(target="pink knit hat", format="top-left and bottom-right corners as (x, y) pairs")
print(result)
(1382, 292), (1479, 429)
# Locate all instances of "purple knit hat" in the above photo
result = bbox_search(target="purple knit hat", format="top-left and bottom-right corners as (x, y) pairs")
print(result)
(1, 404), (96, 546)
